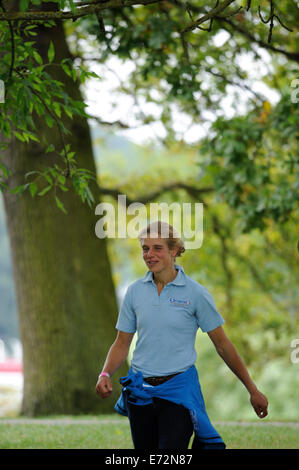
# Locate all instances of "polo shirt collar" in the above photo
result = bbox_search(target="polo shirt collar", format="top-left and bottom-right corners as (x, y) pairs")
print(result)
(141, 263), (186, 286)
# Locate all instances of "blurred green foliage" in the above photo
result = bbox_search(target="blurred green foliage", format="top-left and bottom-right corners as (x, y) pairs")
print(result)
(199, 94), (299, 231)
(94, 124), (299, 421)
(0, 0), (298, 421)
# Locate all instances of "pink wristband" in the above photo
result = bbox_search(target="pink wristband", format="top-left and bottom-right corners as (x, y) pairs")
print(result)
(99, 371), (110, 379)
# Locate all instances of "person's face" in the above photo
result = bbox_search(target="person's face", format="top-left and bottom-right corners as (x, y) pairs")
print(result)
(141, 237), (177, 272)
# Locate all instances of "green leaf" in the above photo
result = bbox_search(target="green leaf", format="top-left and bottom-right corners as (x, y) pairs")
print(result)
(53, 102), (61, 117)
(66, 151), (76, 162)
(33, 50), (43, 65)
(10, 184), (28, 195)
(86, 71), (101, 79)
(55, 195), (67, 214)
(29, 182), (37, 197)
(1, 120), (11, 139)
(14, 131), (26, 142)
(85, 184), (95, 204)
(61, 63), (72, 77)
(45, 114), (55, 128)
(38, 185), (52, 196)
(58, 174), (66, 185)
(19, 0), (29, 12)
(48, 41), (55, 63)
(46, 144), (55, 153)
(72, 67), (77, 82)
(27, 132), (39, 143)
(68, 0), (77, 14)
(0, 161), (11, 179)
(25, 171), (39, 179)
(64, 106), (73, 119)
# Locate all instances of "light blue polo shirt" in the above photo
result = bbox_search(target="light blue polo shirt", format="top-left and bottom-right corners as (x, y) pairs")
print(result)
(115, 264), (224, 377)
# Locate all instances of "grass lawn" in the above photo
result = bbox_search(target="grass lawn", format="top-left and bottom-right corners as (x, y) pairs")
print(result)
(0, 416), (298, 449)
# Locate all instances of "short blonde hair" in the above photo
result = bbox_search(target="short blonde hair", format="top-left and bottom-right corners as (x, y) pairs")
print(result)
(138, 220), (185, 258)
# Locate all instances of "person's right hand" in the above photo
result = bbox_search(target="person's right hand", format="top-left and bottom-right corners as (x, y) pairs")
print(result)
(95, 376), (113, 399)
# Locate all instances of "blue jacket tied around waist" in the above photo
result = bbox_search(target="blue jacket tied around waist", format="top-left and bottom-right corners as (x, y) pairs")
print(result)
(115, 365), (225, 448)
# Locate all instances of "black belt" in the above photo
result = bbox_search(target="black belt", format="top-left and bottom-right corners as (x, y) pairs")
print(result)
(143, 372), (180, 386)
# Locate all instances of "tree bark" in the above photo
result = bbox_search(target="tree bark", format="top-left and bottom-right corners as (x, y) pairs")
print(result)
(1, 4), (127, 415)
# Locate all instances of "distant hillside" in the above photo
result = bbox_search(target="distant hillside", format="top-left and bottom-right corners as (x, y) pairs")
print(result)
(90, 125), (146, 175)
(90, 124), (197, 180)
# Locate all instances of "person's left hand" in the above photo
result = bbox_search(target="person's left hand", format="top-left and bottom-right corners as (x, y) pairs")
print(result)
(250, 390), (268, 418)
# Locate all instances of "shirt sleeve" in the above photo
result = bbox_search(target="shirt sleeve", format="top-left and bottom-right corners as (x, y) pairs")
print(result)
(194, 285), (225, 333)
(115, 284), (137, 333)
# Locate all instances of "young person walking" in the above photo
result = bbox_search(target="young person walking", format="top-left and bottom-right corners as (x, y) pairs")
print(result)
(95, 221), (268, 449)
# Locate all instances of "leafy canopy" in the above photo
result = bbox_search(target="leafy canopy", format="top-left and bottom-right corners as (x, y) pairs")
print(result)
(0, 0), (298, 224)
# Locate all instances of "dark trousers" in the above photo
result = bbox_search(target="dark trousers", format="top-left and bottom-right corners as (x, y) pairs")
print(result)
(125, 392), (194, 449)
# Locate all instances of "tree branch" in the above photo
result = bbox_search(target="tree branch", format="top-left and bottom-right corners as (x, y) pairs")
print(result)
(99, 182), (214, 206)
(203, 66), (265, 103)
(172, 0), (298, 62)
(88, 115), (133, 129)
(210, 213), (234, 312)
(258, 0), (293, 43)
(0, 0), (15, 80)
(181, 0), (237, 34)
(0, 0), (162, 21)
(215, 16), (299, 63)
(210, 212), (282, 311)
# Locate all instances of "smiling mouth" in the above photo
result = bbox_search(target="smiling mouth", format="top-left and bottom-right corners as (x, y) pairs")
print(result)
(147, 261), (159, 266)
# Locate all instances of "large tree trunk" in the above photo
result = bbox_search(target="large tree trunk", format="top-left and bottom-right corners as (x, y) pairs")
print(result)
(1, 4), (127, 415)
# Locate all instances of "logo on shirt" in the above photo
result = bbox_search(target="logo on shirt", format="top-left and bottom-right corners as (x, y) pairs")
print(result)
(169, 298), (190, 307)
